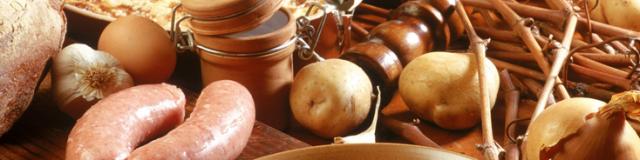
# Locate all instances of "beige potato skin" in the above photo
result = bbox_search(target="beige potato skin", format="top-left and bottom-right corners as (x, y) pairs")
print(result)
(290, 59), (372, 138)
(589, 0), (640, 32)
(399, 52), (500, 130)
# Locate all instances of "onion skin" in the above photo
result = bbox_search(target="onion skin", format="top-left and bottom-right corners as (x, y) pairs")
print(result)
(524, 92), (640, 160)
(523, 98), (603, 160)
(548, 111), (640, 160)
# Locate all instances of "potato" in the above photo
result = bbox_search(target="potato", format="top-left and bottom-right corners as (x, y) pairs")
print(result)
(290, 59), (372, 138)
(589, 0), (640, 32)
(399, 52), (500, 130)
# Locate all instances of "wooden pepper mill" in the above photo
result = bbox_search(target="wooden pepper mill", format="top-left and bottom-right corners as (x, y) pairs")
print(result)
(341, 0), (459, 104)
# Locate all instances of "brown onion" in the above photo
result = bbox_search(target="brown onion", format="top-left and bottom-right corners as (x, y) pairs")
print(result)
(524, 91), (640, 160)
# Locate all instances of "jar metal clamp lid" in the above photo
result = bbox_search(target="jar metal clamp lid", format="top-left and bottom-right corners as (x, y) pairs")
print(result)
(168, 2), (338, 60)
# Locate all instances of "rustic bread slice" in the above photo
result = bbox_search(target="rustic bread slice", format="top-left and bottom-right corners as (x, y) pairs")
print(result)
(0, 0), (66, 137)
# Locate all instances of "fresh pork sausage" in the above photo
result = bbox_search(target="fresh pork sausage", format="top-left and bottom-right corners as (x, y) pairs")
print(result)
(128, 80), (255, 160)
(66, 83), (186, 160)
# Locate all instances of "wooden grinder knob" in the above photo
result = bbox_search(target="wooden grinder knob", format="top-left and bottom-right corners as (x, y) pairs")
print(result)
(368, 18), (433, 65)
(339, 0), (458, 105)
(390, 0), (450, 50)
(340, 40), (403, 104)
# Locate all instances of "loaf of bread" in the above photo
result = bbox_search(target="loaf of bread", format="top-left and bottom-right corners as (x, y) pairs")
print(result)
(0, 0), (66, 137)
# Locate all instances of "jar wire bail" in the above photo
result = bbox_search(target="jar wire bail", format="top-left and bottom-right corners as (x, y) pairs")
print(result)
(169, 3), (299, 57)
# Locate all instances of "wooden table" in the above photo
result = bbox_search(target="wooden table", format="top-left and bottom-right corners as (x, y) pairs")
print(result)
(0, 54), (310, 159)
(286, 92), (533, 159)
(2, 9), (533, 157)
(0, 61), (527, 160)
(0, 51), (506, 160)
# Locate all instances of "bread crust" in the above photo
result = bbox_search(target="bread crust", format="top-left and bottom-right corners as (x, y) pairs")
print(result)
(0, 0), (66, 137)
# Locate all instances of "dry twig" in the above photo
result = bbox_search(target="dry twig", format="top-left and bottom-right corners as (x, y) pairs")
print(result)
(521, 77), (556, 105)
(480, 0), (572, 120)
(591, 33), (616, 54)
(489, 51), (636, 66)
(489, 40), (529, 53)
(570, 64), (632, 90)
(455, 1), (503, 159)
(358, 3), (390, 16)
(529, 0), (579, 120)
(499, 70), (520, 160)
(461, 0), (640, 38)
(537, 23), (607, 54)
(485, 0), (550, 75)
(490, 58), (545, 81)
(382, 117), (440, 148)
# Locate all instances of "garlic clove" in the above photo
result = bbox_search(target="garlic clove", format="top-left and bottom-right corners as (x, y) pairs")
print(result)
(59, 94), (98, 119)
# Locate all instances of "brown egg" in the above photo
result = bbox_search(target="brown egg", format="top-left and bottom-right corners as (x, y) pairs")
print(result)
(98, 15), (176, 84)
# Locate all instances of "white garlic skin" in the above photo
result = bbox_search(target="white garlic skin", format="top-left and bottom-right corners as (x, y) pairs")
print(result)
(52, 43), (134, 119)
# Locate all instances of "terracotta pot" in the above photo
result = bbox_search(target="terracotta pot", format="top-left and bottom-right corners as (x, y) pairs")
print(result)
(186, 0), (284, 35)
(194, 7), (296, 130)
(340, 40), (403, 105)
(368, 18), (432, 65)
(181, 0), (262, 18)
(193, 8), (295, 53)
(256, 143), (473, 160)
(198, 44), (294, 131)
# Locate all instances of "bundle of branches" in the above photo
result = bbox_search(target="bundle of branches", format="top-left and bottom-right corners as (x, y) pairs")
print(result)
(353, 0), (640, 159)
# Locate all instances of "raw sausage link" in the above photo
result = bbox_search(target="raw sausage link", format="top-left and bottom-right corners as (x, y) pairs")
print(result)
(128, 80), (256, 160)
(65, 83), (186, 160)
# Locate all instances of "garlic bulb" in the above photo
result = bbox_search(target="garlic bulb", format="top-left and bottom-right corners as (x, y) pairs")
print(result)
(52, 43), (133, 119)
(524, 92), (640, 160)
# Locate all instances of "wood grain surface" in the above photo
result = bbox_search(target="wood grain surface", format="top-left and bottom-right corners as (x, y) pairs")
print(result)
(4, 5), (534, 157)
(286, 92), (532, 159)
(0, 55), (309, 159)
(0, 50), (515, 160)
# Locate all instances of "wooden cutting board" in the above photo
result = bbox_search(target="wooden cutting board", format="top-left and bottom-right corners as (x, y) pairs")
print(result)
(285, 92), (524, 159)
(0, 58), (309, 159)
